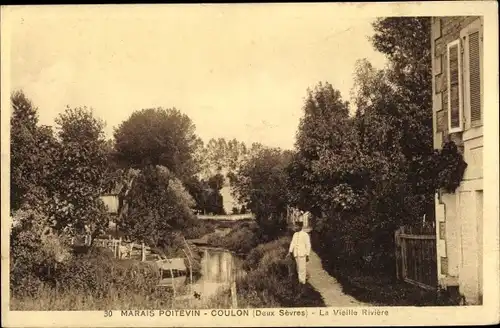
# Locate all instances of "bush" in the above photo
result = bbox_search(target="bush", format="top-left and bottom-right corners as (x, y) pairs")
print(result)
(10, 208), (72, 298)
(49, 247), (161, 299)
(182, 220), (216, 240)
(235, 237), (324, 308)
(205, 221), (261, 254)
(11, 242), (172, 310)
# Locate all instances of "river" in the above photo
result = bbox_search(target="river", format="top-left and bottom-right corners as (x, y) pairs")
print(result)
(190, 247), (246, 300)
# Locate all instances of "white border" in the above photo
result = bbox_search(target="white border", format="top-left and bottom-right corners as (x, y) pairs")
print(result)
(1, 2), (499, 327)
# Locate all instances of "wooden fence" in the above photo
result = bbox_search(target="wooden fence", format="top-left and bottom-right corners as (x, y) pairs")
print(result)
(72, 235), (196, 297)
(395, 225), (437, 290)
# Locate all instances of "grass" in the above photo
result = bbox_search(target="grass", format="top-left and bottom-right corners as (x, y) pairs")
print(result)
(10, 246), (173, 311)
(311, 236), (459, 306)
(11, 284), (174, 311)
(11, 222), (325, 310)
(234, 237), (325, 308)
(192, 224), (325, 308)
(203, 231), (325, 308)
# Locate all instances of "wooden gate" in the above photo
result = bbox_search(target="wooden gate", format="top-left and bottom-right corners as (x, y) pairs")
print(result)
(395, 225), (437, 290)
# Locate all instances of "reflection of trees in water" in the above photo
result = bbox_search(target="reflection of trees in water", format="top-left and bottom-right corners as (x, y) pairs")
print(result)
(201, 249), (239, 284)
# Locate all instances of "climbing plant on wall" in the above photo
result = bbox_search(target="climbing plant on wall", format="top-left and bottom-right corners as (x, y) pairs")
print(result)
(433, 140), (468, 193)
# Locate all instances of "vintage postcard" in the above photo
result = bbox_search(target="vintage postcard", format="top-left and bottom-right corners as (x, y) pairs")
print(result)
(1, 2), (499, 327)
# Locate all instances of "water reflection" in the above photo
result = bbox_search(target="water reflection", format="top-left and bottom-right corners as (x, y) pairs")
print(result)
(201, 248), (245, 283)
(191, 248), (245, 299)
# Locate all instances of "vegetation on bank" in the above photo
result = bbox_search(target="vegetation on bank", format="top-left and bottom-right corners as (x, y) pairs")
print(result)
(10, 215), (172, 310)
(205, 221), (262, 254)
(10, 16), (464, 310)
(202, 223), (324, 308)
(311, 232), (460, 306)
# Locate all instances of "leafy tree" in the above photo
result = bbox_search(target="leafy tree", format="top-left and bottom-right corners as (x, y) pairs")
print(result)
(185, 175), (225, 215)
(288, 82), (353, 215)
(198, 137), (248, 182)
(114, 108), (201, 182)
(289, 18), (434, 274)
(231, 146), (292, 239)
(120, 165), (196, 246)
(207, 173), (224, 191)
(46, 107), (109, 237)
(371, 17), (433, 173)
(10, 91), (57, 212)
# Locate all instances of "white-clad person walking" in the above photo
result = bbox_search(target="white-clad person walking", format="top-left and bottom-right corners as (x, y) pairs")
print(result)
(288, 220), (311, 284)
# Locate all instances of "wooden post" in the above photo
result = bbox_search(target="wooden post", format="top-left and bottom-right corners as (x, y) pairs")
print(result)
(141, 242), (146, 262)
(170, 268), (176, 299)
(118, 237), (122, 259)
(130, 242), (134, 259)
(395, 227), (401, 280)
(231, 281), (238, 308)
(182, 249), (193, 294)
(401, 227), (407, 281)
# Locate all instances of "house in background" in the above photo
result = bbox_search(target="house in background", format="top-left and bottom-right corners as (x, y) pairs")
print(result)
(431, 16), (483, 304)
(100, 170), (138, 236)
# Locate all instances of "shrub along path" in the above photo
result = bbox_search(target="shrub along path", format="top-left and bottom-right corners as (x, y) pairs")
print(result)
(307, 251), (369, 307)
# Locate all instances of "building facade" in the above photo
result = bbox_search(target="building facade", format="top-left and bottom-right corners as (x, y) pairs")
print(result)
(431, 16), (483, 304)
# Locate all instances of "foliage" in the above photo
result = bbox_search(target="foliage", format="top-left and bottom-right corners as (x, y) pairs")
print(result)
(11, 245), (170, 310)
(56, 249), (160, 298)
(433, 141), (468, 193)
(10, 209), (72, 297)
(205, 221), (261, 254)
(197, 137), (248, 180)
(120, 165), (196, 247)
(182, 220), (216, 240)
(235, 237), (325, 308)
(44, 106), (110, 236)
(230, 146), (292, 239)
(288, 18), (435, 277)
(114, 107), (201, 182)
(288, 82), (358, 215)
(10, 91), (57, 212)
(185, 175), (225, 215)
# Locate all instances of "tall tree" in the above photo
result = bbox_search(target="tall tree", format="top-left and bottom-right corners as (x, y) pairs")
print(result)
(120, 165), (196, 246)
(114, 107), (201, 182)
(288, 82), (353, 215)
(200, 137), (248, 180)
(10, 91), (58, 212)
(371, 17), (433, 159)
(231, 146), (292, 239)
(47, 107), (109, 236)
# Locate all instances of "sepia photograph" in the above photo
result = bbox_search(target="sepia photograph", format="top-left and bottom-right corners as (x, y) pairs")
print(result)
(1, 2), (499, 327)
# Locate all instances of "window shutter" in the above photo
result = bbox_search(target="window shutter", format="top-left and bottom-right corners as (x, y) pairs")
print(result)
(447, 40), (463, 132)
(468, 31), (481, 123)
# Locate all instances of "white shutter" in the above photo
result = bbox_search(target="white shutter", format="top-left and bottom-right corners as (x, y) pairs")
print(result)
(447, 39), (463, 133)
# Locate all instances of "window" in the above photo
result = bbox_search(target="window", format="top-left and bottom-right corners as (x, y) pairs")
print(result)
(447, 39), (463, 133)
(461, 19), (483, 128)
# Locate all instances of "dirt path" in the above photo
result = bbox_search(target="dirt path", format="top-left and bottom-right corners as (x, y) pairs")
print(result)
(307, 251), (369, 306)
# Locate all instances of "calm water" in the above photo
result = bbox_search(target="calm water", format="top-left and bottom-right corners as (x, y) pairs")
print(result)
(191, 247), (246, 299)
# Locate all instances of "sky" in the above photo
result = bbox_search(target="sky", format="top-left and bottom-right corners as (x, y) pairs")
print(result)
(8, 5), (387, 150)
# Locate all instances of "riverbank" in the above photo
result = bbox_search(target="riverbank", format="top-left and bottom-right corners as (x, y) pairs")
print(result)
(10, 247), (174, 310)
(200, 223), (325, 308)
